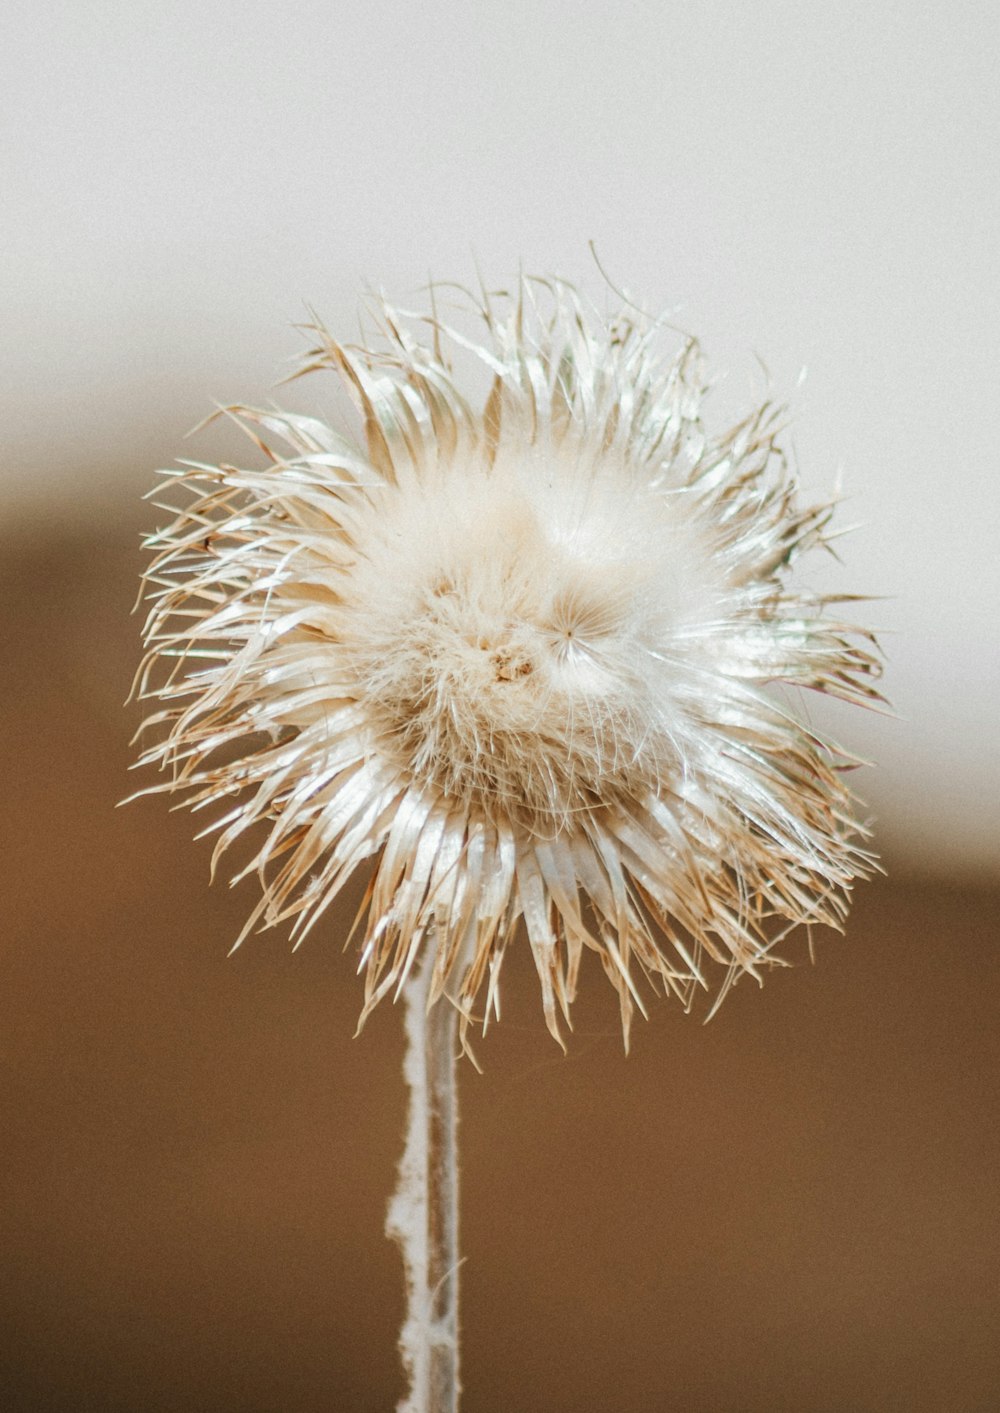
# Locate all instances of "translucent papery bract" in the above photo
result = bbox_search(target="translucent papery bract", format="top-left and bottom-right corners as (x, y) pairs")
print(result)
(134, 278), (882, 1050)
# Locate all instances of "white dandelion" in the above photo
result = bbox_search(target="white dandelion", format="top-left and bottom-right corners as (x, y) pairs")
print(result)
(133, 274), (881, 1411)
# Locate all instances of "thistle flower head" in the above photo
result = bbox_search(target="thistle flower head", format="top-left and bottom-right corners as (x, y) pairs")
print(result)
(135, 277), (881, 1048)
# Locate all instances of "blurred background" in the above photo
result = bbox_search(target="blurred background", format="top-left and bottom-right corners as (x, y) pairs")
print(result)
(3, 2), (998, 1409)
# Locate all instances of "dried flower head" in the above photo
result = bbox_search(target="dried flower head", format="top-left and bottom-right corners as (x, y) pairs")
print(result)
(135, 277), (881, 1048)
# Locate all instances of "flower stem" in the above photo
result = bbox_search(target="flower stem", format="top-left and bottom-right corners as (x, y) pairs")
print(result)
(387, 947), (461, 1412)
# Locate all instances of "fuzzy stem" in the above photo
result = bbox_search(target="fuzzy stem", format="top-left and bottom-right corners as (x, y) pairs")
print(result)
(387, 949), (461, 1413)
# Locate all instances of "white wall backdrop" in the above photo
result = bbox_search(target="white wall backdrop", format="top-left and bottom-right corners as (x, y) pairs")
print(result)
(4, 0), (998, 876)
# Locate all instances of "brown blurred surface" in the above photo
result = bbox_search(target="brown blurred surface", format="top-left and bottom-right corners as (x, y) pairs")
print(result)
(1, 532), (998, 1413)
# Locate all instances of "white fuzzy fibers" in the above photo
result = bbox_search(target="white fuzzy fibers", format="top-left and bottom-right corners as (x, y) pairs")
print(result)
(346, 437), (715, 832)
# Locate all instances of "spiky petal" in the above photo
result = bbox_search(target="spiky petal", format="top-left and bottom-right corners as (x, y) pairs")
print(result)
(134, 278), (881, 1048)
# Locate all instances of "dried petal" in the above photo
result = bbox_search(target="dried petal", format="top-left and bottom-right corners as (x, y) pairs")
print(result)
(133, 277), (881, 1046)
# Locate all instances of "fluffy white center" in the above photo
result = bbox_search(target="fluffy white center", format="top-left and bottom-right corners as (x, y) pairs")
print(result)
(344, 450), (713, 829)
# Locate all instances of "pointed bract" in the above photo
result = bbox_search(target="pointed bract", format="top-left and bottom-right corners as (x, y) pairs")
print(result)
(134, 278), (881, 1047)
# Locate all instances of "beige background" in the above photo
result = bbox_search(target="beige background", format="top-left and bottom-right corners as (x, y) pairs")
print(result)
(2, 532), (998, 1410)
(3, 2), (999, 1408)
